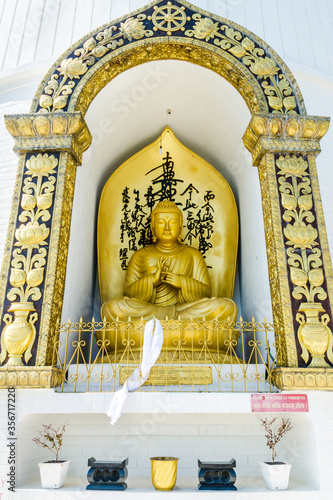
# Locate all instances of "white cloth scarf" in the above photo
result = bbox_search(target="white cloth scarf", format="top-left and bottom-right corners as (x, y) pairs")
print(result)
(107, 318), (163, 425)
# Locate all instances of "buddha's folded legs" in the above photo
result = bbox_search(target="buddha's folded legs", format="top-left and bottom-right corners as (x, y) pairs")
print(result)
(101, 298), (177, 321)
(175, 297), (237, 322)
(101, 297), (237, 322)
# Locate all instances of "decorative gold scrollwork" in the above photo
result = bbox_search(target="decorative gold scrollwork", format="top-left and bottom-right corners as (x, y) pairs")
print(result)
(186, 14), (296, 114)
(0, 153), (58, 366)
(277, 154), (333, 366)
(38, 14), (153, 113)
(7, 153), (57, 304)
(36, 4), (297, 115)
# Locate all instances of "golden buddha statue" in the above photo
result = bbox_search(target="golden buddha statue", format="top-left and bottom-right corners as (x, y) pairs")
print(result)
(101, 200), (237, 323)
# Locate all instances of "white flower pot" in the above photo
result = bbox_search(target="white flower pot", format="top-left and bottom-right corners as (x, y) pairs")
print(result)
(259, 461), (291, 490)
(38, 460), (71, 489)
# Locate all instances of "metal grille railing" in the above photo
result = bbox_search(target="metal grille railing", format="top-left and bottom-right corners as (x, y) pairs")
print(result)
(53, 318), (279, 393)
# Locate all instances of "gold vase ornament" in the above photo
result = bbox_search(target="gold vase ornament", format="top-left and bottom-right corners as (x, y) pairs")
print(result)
(150, 457), (179, 491)
(296, 302), (333, 368)
(0, 302), (37, 366)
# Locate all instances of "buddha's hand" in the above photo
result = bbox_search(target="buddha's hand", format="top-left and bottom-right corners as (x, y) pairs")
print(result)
(153, 256), (169, 287)
(162, 272), (183, 289)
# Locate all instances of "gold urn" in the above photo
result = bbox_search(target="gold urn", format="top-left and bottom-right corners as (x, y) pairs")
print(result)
(0, 302), (37, 366)
(297, 302), (333, 368)
(150, 457), (179, 491)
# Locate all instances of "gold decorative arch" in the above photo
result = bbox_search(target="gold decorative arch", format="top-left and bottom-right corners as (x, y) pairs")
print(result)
(30, 1), (305, 116)
(0, 0), (332, 390)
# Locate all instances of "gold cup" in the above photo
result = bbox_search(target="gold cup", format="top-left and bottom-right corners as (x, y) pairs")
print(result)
(150, 457), (179, 491)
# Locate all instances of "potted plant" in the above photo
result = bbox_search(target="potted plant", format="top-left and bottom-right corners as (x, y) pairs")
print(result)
(258, 416), (293, 490)
(33, 421), (71, 488)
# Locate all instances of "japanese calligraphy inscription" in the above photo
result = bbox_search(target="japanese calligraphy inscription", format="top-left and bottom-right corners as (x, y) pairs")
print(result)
(98, 128), (238, 309)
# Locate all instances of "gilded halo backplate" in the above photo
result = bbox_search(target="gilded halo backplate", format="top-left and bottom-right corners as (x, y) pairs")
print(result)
(98, 127), (238, 305)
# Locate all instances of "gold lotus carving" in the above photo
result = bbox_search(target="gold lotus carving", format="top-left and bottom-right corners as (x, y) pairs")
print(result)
(120, 17), (148, 40)
(284, 224), (318, 250)
(257, 154), (297, 368)
(243, 115), (330, 166)
(0, 366), (63, 388)
(36, 153), (77, 367)
(272, 367), (333, 391)
(277, 156), (309, 178)
(15, 222), (49, 249)
(191, 17), (219, 41)
(26, 152), (58, 175)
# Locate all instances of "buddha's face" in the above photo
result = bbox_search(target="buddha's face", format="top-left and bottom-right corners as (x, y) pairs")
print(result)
(153, 212), (181, 244)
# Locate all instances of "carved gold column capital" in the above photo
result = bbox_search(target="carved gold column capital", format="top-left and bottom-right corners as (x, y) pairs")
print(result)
(243, 114), (330, 166)
(4, 112), (92, 164)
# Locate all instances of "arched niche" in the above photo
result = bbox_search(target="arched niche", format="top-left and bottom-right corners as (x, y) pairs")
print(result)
(61, 59), (261, 335)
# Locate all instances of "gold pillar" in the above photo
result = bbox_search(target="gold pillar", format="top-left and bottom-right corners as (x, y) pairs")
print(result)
(0, 112), (91, 387)
(243, 114), (333, 389)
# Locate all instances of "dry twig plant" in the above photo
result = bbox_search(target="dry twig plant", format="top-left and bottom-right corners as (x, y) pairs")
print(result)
(258, 416), (292, 464)
(32, 422), (68, 462)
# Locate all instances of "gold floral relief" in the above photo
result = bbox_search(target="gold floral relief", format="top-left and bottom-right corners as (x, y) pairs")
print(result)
(258, 154), (297, 367)
(37, 13), (153, 113)
(0, 153), (58, 366)
(258, 159), (286, 366)
(35, 153), (77, 366)
(243, 114), (330, 166)
(8, 153), (57, 304)
(277, 154), (333, 368)
(0, 366), (62, 388)
(33, 1), (302, 116)
(186, 14), (297, 114)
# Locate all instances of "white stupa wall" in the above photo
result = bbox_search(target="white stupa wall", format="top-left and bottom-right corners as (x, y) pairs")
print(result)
(0, 389), (332, 496)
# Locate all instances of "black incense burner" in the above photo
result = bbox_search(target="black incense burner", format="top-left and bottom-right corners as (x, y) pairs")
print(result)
(86, 457), (128, 490)
(198, 458), (237, 490)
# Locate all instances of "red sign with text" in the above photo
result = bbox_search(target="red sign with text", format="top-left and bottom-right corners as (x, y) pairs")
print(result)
(251, 394), (309, 412)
